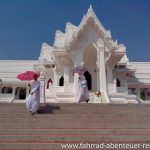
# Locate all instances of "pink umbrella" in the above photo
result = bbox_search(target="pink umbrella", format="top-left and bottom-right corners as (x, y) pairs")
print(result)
(71, 66), (87, 74)
(17, 71), (39, 81)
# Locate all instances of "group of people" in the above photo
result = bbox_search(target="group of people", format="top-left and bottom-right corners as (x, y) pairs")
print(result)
(26, 72), (89, 115)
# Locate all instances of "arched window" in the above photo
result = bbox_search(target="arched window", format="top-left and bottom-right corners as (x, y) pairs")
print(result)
(47, 78), (53, 89)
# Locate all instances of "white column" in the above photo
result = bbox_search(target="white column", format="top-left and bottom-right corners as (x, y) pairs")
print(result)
(107, 66), (113, 84)
(53, 70), (58, 86)
(40, 71), (46, 103)
(64, 66), (69, 92)
(99, 49), (107, 92)
(124, 75), (128, 94)
(113, 79), (117, 93)
(12, 85), (16, 99)
(96, 49), (100, 90)
(73, 73), (79, 94)
(96, 39), (107, 92)
(26, 85), (30, 97)
(96, 64), (100, 90)
(64, 66), (69, 83)
(136, 87), (140, 98)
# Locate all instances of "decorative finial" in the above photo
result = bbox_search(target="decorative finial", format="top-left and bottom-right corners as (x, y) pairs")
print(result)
(90, 4), (92, 10)
(88, 4), (94, 14)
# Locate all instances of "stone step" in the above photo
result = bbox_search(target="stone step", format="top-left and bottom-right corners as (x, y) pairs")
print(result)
(0, 123), (150, 129)
(0, 114), (148, 120)
(0, 115), (150, 124)
(0, 142), (147, 150)
(0, 103), (150, 150)
(0, 128), (150, 135)
(1, 103), (150, 109)
(0, 142), (63, 150)
(0, 134), (150, 142)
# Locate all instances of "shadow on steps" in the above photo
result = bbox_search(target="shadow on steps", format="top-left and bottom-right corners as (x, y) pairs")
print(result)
(38, 104), (61, 114)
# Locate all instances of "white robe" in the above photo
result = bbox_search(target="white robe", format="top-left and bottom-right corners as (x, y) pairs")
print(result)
(76, 75), (89, 103)
(26, 80), (41, 113)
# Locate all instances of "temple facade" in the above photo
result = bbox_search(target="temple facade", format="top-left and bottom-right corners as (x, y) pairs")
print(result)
(0, 6), (150, 104)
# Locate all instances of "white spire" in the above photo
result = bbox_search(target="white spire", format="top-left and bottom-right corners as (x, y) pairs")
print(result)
(88, 4), (94, 14)
(90, 4), (93, 10)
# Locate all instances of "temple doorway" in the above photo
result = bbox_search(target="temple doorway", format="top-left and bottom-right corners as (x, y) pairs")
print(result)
(83, 42), (97, 91)
(84, 71), (92, 90)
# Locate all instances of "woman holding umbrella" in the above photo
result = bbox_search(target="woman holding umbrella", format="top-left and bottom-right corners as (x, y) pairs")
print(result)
(72, 66), (89, 103)
(17, 71), (41, 115)
(26, 74), (41, 115)
(77, 73), (89, 103)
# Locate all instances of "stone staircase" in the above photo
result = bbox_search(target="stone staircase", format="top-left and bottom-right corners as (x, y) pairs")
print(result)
(46, 92), (102, 103)
(109, 93), (138, 104)
(0, 103), (150, 149)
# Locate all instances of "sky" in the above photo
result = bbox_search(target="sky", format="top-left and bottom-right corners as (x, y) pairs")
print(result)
(0, 0), (150, 61)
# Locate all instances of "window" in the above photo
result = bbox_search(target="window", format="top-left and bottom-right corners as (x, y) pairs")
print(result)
(2, 87), (13, 94)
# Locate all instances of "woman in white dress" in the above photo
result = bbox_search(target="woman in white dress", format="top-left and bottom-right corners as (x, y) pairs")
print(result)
(26, 74), (40, 115)
(76, 74), (89, 103)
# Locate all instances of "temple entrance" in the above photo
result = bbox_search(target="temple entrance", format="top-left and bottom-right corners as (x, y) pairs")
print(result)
(83, 42), (97, 91)
(84, 71), (92, 90)
(59, 76), (64, 86)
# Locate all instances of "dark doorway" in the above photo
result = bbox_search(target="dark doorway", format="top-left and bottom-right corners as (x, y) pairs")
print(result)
(19, 88), (26, 99)
(116, 79), (121, 87)
(47, 78), (53, 89)
(84, 71), (92, 90)
(59, 76), (64, 86)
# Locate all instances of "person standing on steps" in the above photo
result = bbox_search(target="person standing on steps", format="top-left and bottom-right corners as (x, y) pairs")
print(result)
(26, 74), (41, 115)
(76, 74), (89, 103)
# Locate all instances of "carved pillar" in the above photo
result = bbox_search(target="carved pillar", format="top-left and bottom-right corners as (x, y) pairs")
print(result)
(96, 62), (100, 90)
(64, 66), (69, 92)
(107, 66), (113, 84)
(40, 71), (46, 103)
(53, 69), (58, 86)
(97, 39), (107, 92)
(107, 66), (114, 93)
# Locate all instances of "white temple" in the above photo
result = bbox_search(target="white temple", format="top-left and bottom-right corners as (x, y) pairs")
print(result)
(1, 5), (150, 104)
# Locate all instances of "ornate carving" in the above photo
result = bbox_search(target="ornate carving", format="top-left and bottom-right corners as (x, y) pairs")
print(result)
(40, 71), (46, 78)
(42, 43), (50, 49)
(97, 39), (104, 49)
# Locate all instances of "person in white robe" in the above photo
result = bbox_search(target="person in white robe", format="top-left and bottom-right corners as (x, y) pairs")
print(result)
(73, 73), (80, 103)
(76, 74), (89, 103)
(26, 74), (41, 115)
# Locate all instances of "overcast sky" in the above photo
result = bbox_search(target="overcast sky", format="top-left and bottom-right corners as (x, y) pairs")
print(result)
(0, 0), (150, 61)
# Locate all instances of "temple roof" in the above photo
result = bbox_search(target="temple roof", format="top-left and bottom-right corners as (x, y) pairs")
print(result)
(118, 54), (129, 65)
(53, 5), (124, 53)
